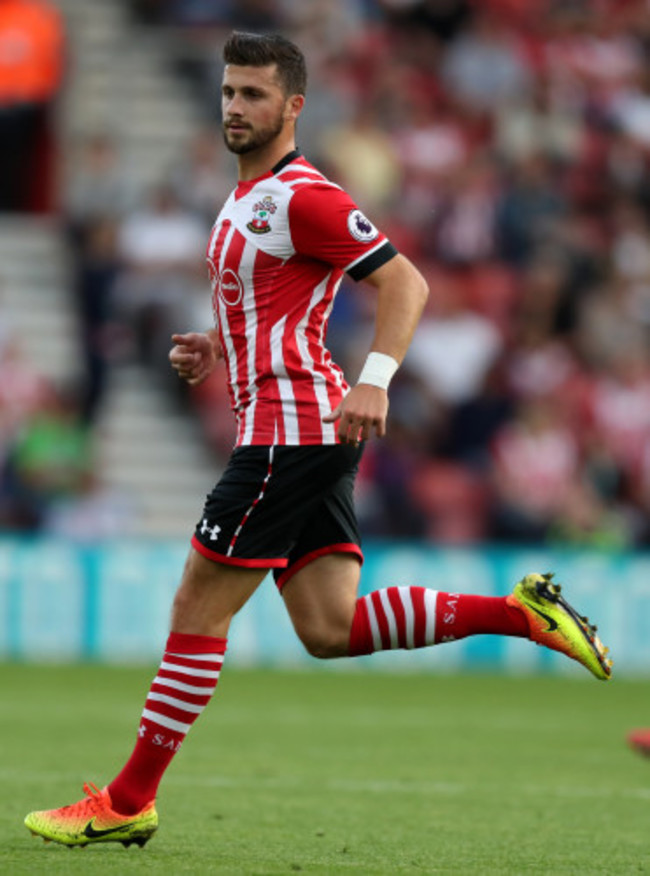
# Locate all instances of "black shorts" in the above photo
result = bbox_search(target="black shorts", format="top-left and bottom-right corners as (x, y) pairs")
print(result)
(191, 444), (364, 589)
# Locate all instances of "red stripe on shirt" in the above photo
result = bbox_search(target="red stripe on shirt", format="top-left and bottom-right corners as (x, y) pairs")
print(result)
(281, 286), (322, 443)
(305, 268), (347, 417)
(251, 247), (284, 442)
(219, 228), (249, 435)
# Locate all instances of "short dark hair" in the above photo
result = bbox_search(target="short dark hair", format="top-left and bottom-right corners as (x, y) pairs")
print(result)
(223, 31), (307, 96)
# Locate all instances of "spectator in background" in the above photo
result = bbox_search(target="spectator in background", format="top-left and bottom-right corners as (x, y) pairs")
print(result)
(576, 274), (648, 371)
(609, 197), (650, 327)
(378, 0), (471, 43)
(404, 268), (503, 407)
(505, 318), (578, 402)
(446, 359), (514, 471)
(494, 75), (583, 165)
(587, 345), (650, 493)
(610, 65), (650, 151)
(65, 133), (134, 241)
(288, 0), (369, 65)
(356, 370), (439, 538)
(320, 105), (402, 213)
(490, 396), (581, 542)
(114, 184), (207, 371)
(495, 153), (567, 267)
(169, 126), (232, 226)
(0, 289), (50, 525)
(158, 0), (288, 107)
(129, 0), (168, 25)
(0, 324), (134, 538)
(64, 133), (134, 421)
(544, 3), (642, 117)
(441, 10), (533, 111)
(168, 0), (282, 29)
(0, 0), (64, 212)
(1, 381), (91, 530)
(432, 155), (498, 266)
(72, 217), (121, 423)
(291, 53), (358, 160)
(548, 478), (633, 550)
(390, 93), (470, 230)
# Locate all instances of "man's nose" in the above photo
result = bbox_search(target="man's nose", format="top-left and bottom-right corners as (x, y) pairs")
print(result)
(225, 94), (244, 115)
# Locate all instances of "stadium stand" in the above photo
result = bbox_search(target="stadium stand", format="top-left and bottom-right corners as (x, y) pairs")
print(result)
(3, 0), (650, 546)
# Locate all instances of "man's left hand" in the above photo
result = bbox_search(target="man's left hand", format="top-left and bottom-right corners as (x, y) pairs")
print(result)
(323, 384), (389, 445)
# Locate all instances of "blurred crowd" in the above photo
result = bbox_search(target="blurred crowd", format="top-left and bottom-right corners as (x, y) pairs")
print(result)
(4, 0), (650, 548)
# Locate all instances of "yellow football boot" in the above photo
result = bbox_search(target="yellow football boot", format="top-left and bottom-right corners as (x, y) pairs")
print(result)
(25, 782), (158, 848)
(507, 572), (612, 680)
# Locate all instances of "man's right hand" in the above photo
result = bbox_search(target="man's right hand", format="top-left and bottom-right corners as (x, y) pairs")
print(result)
(169, 331), (221, 386)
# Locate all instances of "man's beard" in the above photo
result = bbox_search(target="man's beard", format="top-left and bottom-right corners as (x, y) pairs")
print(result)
(223, 112), (286, 155)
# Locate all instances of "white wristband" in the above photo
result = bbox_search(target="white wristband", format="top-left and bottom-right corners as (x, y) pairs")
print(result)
(357, 351), (399, 391)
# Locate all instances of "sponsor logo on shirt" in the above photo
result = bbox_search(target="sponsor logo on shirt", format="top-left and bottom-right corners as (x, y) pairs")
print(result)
(247, 195), (277, 234)
(219, 268), (243, 306)
(347, 209), (379, 243)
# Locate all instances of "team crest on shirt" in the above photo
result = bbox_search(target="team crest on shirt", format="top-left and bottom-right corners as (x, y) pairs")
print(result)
(347, 209), (379, 243)
(247, 196), (277, 234)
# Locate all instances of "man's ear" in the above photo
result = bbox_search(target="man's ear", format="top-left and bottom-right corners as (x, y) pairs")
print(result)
(285, 93), (305, 121)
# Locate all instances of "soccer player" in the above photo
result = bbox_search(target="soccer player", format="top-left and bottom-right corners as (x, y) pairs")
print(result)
(24, 32), (612, 848)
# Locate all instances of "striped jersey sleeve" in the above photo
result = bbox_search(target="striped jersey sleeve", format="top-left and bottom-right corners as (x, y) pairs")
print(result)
(288, 182), (398, 281)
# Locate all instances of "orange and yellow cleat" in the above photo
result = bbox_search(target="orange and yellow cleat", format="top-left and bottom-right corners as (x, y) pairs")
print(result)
(507, 572), (612, 681)
(25, 782), (158, 848)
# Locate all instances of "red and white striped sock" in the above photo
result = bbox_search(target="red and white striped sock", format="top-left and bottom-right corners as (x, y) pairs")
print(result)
(349, 587), (438, 654)
(108, 631), (226, 815)
(349, 588), (527, 655)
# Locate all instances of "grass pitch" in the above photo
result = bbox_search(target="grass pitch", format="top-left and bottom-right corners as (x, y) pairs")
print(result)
(1, 663), (649, 875)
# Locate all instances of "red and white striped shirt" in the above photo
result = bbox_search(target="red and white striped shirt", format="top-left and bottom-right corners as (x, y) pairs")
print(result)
(206, 151), (397, 446)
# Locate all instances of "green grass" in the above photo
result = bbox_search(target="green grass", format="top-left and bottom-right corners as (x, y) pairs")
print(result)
(1, 664), (649, 875)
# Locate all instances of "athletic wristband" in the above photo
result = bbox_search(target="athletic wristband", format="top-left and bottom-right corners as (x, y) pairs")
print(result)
(357, 351), (399, 391)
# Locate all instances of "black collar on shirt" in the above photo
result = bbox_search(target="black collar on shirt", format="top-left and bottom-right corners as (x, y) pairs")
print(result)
(272, 148), (301, 174)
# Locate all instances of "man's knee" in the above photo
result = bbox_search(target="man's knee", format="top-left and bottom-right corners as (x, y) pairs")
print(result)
(298, 626), (351, 659)
(170, 583), (196, 622)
